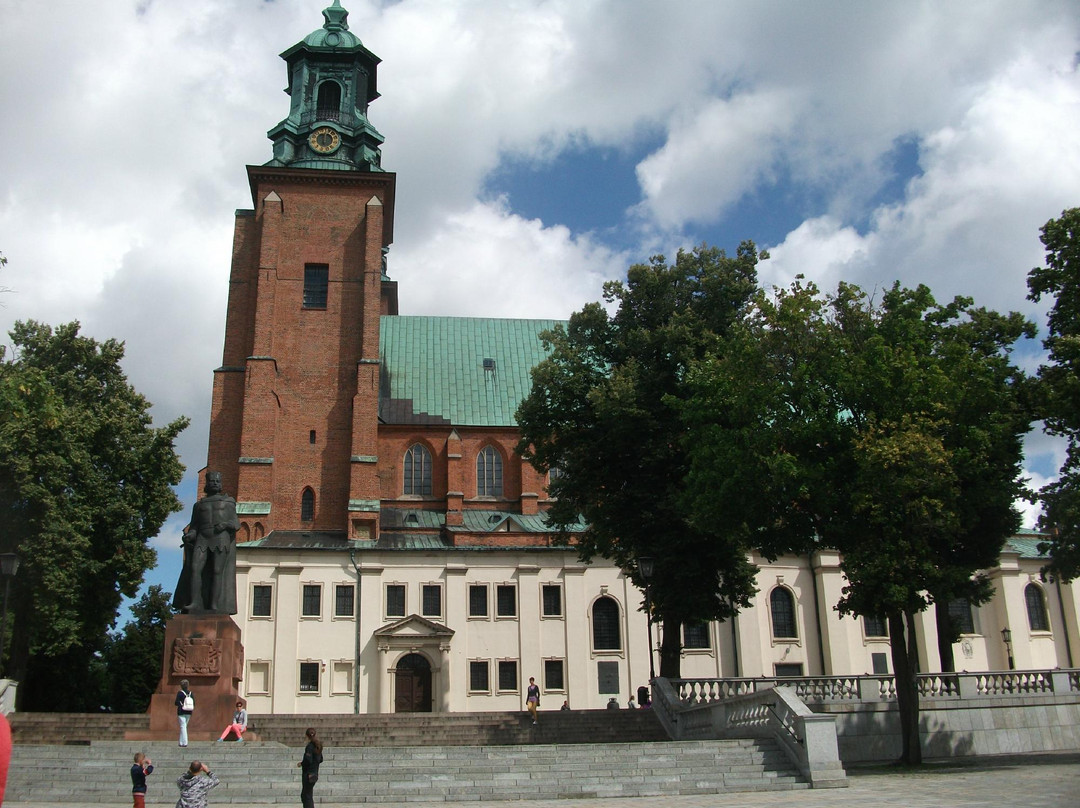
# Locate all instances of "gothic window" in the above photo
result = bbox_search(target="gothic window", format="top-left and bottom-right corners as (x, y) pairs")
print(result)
(404, 444), (433, 496)
(301, 487), (315, 522)
(1025, 583), (1050, 632)
(770, 587), (798, 640)
(316, 80), (342, 119)
(592, 596), (621, 651)
(476, 446), (503, 497)
(303, 264), (329, 308)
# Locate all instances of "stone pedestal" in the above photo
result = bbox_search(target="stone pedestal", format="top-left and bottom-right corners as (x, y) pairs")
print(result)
(135, 614), (244, 742)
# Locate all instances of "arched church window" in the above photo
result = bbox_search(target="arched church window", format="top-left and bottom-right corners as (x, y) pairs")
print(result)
(317, 80), (342, 119)
(592, 596), (621, 650)
(404, 444), (432, 496)
(770, 587), (798, 639)
(476, 446), (503, 498)
(1025, 583), (1050, 632)
(301, 487), (315, 522)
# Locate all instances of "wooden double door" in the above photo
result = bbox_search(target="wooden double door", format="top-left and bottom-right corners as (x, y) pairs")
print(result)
(394, 653), (432, 712)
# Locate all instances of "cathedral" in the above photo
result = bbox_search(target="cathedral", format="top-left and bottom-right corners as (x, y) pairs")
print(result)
(206, 2), (1080, 715)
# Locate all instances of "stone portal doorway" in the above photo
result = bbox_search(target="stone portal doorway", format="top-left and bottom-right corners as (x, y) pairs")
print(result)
(394, 653), (432, 712)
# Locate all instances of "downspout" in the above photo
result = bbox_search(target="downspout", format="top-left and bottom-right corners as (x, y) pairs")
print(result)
(809, 552), (827, 675)
(1055, 577), (1075, 668)
(349, 547), (363, 714)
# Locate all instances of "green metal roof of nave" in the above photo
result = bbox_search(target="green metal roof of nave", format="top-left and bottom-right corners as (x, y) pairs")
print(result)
(379, 316), (562, 427)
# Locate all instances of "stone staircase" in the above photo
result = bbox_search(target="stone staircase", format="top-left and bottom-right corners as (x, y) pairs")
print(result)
(9, 709), (671, 747)
(6, 738), (809, 803)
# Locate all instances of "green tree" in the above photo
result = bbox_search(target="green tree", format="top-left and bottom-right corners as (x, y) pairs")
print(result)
(516, 244), (763, 677)
(682, 280), (1033, 764)
(102, 585), (176, 712)
(0, 321), (188, 710)
(1027, 208), (1080, 580)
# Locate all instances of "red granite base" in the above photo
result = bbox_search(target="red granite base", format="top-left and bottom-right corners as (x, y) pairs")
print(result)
(134, 614), (244, 742)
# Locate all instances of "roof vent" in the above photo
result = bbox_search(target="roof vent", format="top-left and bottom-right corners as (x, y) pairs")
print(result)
(404, 512), (419, 525)
(483, 358), (496, 372)
(488, 513), (502, 524)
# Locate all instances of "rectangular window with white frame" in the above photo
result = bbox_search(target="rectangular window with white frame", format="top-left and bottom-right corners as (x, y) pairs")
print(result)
(468, 583), (489, 618)
(497, 659), (519, 693)
(298, 660), (321, 694)
(301, 583), (322, 619)
(422, 583), (443, 619)
(251, 584), (273, 618)
(385, 583), (406, 618)
(496, 583), (517, 618)
(469, 659), (490, 693)
(334, 583), (355, 618)
(541, 584), (562, 618)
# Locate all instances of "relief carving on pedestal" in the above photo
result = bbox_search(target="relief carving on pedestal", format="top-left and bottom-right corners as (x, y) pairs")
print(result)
(172, 637), (223, 676)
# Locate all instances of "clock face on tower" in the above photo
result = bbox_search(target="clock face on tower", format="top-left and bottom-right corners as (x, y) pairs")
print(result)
(308, 126), (341, 154)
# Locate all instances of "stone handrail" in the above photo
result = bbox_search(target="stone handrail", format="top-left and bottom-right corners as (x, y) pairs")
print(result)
(665, 668), (1079, 707)
(0, 679), (17, 715)
(651, 678), (846, 789)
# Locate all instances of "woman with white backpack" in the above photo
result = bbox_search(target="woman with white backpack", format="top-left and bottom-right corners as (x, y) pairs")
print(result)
(175, 680), (195, 747)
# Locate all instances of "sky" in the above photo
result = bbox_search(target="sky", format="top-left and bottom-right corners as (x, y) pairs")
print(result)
(1, 0), (1079, 625)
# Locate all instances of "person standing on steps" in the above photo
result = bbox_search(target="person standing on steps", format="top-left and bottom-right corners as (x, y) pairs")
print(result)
(175, 679), (194, 747)
(299, 727), (323, 808)
(525, 676), (540, 725)
(130, 752), (154, 808)
(175, 761), (218, 808)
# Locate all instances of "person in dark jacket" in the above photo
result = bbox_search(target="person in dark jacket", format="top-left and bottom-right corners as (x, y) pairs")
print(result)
(130, 752), (154, 808)
(175, 679), (194, 747)
(298, 727), (323, 808)
(175, 760), (218, 808)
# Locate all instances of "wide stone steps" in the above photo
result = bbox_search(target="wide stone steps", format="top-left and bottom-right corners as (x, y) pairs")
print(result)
(7, 739), (809, 803)
(9, 709), (671, 747)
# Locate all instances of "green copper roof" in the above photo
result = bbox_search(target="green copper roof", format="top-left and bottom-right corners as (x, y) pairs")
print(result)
(379, 316), (562, 426)
(1003, 530), (1050, 559)
(301, 1), (363, 50)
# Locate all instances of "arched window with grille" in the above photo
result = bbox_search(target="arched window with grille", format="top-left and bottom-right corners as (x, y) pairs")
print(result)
(770, 587), (798, 640)
(592, 596), (621, 651)
(476, 446), (503, 498)
(316, 80), (342, 119)
(301, 487), (315, 522)
(404, 444), (433, 496)
(1025, 583), (1050, 632)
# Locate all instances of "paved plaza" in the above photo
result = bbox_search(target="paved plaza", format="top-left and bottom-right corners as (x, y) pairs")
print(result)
(9, 754), (1080, 808)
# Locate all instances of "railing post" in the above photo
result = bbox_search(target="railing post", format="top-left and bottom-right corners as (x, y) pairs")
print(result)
(856, 677), (880, 702)
(1050, 670), (1072, 693)
(957, 672), (981, 700)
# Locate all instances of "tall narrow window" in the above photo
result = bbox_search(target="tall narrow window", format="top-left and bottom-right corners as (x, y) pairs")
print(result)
(544, 659), (565, 691)
(335, 584), (355, 618)
(251, 585), (273, 618)
(404, 444), (433, 496)
(422, 584), (442, 618)
(301, 488), (315, 522)
(476, 446), (503, 497)
(1025, 584), (1050, 632)
(542, 584), (562, 617)
(592, 596), (621, 651)
(469, 660), (490, 692)
(498, 660), (518, 692)
(316, 80), (342, 118)
(386, 584), (406, 618)
(468, 584), (489, 618)
(302, 584), (321, 618)
(770, 587), (798, 639)
(299, 661), (320, 693)
(496, 584), (517, 618)
(303, 264), (329, 309)
(948, 598), (976, 635)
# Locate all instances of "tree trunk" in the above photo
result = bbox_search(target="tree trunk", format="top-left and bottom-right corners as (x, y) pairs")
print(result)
(888, 611), (923, 764)
(658, 616), (682, 678)
(935, 604), (956, 673)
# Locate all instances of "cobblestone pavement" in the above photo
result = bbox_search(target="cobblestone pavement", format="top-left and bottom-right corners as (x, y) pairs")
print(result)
(11, 754), (1080, 808)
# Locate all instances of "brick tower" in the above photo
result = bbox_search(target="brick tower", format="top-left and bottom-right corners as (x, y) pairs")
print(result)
(206, 0), (396, 544)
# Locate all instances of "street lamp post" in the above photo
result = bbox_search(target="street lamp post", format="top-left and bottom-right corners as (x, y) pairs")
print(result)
(0, 553), (20, 678)
(637, 557), (657, 681)
(1001, 627), (1015, 671)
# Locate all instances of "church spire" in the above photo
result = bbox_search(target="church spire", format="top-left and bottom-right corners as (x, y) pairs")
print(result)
(265, 1), (386, 172)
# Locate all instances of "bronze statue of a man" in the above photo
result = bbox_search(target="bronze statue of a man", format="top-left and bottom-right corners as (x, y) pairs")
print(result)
(173, 471), (240, 614)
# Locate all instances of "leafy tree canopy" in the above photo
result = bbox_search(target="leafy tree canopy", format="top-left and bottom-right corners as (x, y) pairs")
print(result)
(102, 585), (176, 713)
(516, 244), (765, 675)
(1028, 208), (1080, 580)
(681, 278), (1034, 762)
(0, 321), (188, 709)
